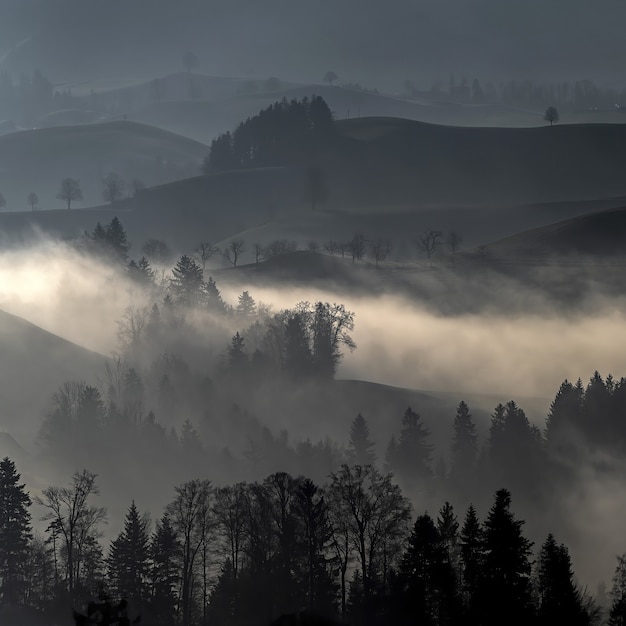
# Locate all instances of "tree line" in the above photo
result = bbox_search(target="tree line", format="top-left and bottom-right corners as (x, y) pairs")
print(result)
(1, 456), (618, 626)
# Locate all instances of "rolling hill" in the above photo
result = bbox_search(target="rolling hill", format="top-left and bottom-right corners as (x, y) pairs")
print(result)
(0, 308), (107, 443)
(0, 120), (207, 210)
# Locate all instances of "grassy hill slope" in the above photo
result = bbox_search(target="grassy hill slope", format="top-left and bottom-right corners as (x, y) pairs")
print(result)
(0, 120), (207, 210)
(0, 308), (107, 443)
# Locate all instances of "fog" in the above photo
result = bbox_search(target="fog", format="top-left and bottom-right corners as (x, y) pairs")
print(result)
(1, 0), (625, 90)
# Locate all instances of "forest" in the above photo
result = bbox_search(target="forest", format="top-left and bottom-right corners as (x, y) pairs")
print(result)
(0, 217), (625, 625)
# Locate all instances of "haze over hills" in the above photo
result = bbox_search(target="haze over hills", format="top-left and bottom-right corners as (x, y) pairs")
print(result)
(0, 120), (206, 210)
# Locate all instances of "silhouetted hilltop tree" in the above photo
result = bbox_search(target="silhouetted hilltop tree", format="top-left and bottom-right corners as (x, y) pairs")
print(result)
(205, 96), (335, 171)
(544, 106), (560, 126)
(544, 379), (584, 458)
(536, 534), (591, 626)
(236, 291), (256, 321)
(0, 457), (32, 604)
(346, 414), (376, 467)
(127, 257), (154, 286)
(477, 489), (533, 626)
(106, 500), (151, 604)
(609, 555), (626, 626)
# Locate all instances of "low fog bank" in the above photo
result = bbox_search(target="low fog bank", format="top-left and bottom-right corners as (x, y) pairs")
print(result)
(2, 237), (626, 589)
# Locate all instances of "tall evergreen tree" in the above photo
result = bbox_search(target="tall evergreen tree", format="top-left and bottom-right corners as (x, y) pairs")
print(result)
(536, 534), (590, 626)
(149, 513), (180, 626)
(387, 407), (432, 485)
(478, 489), (534, 626)
(459, 504), (483, 624)
(170, 255), (204, 306)
(0, 457), (32, 604)
(449, 401), (477, 486)
(105, 216), (129, 262)
(347, 414), (376, 466)
(107, 500), (151, 604)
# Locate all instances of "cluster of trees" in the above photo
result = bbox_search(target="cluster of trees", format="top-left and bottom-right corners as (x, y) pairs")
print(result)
(1, 454), (616, 626)
(418, 74), (626, 111)
(204, 96), (335, 171)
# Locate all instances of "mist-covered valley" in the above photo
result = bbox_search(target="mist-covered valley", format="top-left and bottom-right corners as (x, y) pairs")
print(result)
(2, 2), (626, 625)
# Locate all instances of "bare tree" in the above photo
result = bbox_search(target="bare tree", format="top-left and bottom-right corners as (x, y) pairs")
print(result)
(307, 240), (320, 253)
(102, 172), (126, 204)
(369, 238), (392, 268)
(446, 230), (463, 254)
(57, 178), (82, 209)
(35, 470), (106, 594)
(193, 241), (216, 270)
(253, 242), (265, 265)
(327, 465), (411, 615)
(142, 238), (171, 265)
(116, 305), (149, 352)
(544, 106), (559, 126)
(417, 229), (443, 261)
(324, 240), (339, 255)
(166, 479), (213, 626)
(349, 233), (366, 262)
(27, 192), (38, 211)
(222, 239), (246, 267)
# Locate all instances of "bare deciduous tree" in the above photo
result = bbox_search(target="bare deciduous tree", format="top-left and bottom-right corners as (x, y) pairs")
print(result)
(369, 238), (392, 268)
(544, 106), (559, 126)
(323, 71), (339, 85)
(183, 51), (198, 73)
(253, 242), (265, 265)
(102, 172), (126, 204)
(349, 233), (366, 262)
(194, 241), (216, 270)
(222, 239), (246, 267)
(417, 229), (443, 261)
(35, 470), (106, 594)
(142, 238), (171, 265)
(27, 192), (38, 211)
(57, 178), (82, 210)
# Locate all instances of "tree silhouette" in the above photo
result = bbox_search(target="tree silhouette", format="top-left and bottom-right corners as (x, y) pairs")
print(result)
(449, 401), (477, 487)
(346, 414), (376, 466)
(222, 239), (246, 267)
(102, 172), (126, 203)
(182, 51), (198, 73)
(323, 71), (338, 86)
(170, 255), (204, 305)
(107, 500), (151, 604)
(27, 191), (38, 211)
(478, 489), (533, 626)
(0, 457), (32, 604)
(544, 106), (559, 126)
(57, 177), (82, 209)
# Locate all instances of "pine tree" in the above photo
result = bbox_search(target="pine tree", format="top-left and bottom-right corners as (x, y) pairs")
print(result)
(387, 407), (432, 484)
(449, 401), (477, 485)
(478, 489), (534, 626)
(228, 332), (248, 370)
(537, 534), (590, 626)
(0, 457), (32, 604)
(149, 513), (180, 626)
(459, 504), (483, 623)
(236, 291), (256, 319)
(107, 501), (151, 603)
(106, 216), (129, 262)
(170, 255), (204, 306)
(347, 414), (376, 466)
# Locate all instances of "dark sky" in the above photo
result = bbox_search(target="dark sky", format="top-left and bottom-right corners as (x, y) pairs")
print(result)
(0, 0), (624, 90)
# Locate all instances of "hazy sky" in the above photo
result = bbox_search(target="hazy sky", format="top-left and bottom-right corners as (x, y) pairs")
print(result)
(0, 0), (625, 90)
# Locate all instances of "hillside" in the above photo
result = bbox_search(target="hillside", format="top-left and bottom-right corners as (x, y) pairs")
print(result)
(479, 205), (626, 260)
(0, 120), (207, 210)
(0, 308), (107, 443)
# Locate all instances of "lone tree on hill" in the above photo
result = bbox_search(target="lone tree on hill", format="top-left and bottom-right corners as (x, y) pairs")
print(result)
(57, 177), (82, 209)
(417, 229), (443, 262)
(323, 71), (339, 86)
(222, 239), (246, 267)
(27, 192), (38, 211)
(544, 106), (560, 126)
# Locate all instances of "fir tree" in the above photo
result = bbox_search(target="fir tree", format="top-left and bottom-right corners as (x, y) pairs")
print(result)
(0, 457), (32, 604)
(387, 407), (433, 484)
(347, 414), (376, 466)
(107, 500), (151, 603)
(170, 255), (204, 306)
(459, 504), (483, 623)
(449, 401), (477, 485)
(478, 489), (534, 626)
(149, 513), (180, 626)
